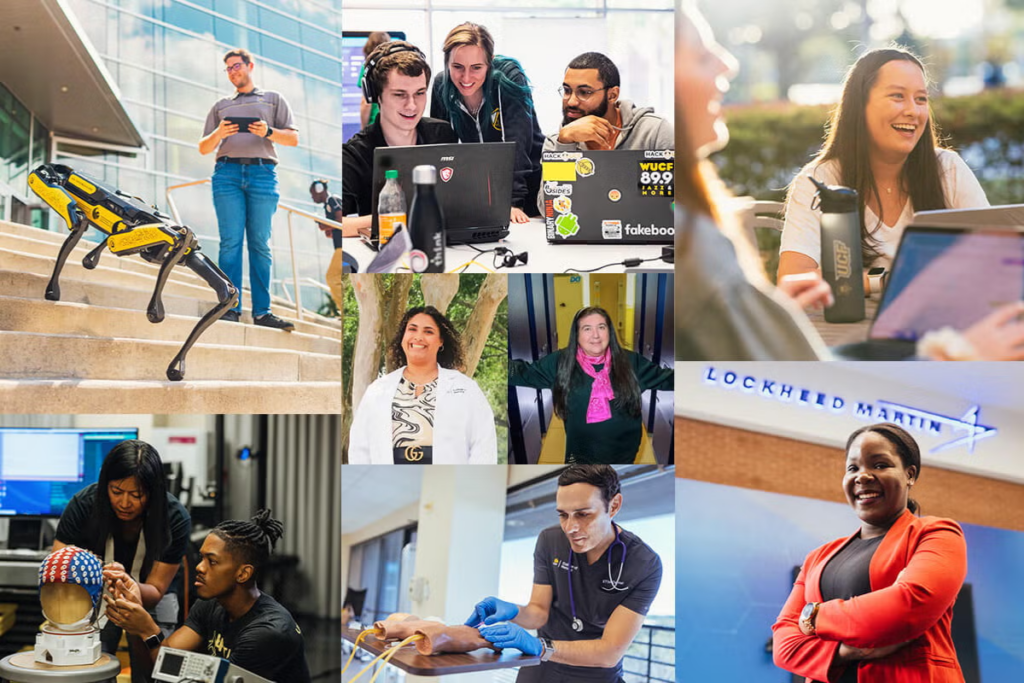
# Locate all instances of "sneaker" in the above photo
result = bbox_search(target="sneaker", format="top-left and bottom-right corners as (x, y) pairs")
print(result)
(254, 312), (295, 332)
(221, 310), (241, 323)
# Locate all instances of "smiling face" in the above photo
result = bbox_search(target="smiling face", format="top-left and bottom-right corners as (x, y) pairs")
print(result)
(844, 431), (917, 537)
(402, 313), (443, 366)
(107, 476), (148, 523)
(676, 10), (737, 157)
(194, 533), (248, 600)
(448, 44), (489, 102)
(864, 59), (930, 163)
(577, 312), (611, 358)
(378, 71), (428, 136)
(224, 56), (253, 91)
(556, 483), (620, 557)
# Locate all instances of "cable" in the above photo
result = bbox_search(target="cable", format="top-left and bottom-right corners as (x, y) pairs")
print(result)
(368, 634), (424, 683)
(564, 255), (667, 273)
(350, 633), (424, 683)
(342, 628), (375, 676)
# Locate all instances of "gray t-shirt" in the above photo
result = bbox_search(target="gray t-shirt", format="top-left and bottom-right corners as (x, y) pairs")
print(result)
(203, 88), (297, 162)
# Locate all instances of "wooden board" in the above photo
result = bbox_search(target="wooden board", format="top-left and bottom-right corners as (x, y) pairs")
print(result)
(344, 626), (540, 676)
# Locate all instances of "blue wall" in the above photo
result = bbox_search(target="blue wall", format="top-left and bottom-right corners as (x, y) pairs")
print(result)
(676, 479), (1024, 681)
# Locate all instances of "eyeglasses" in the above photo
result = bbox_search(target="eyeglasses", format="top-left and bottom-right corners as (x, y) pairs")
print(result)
(225, 62), (248, 74)
(557, 86), (607, 101)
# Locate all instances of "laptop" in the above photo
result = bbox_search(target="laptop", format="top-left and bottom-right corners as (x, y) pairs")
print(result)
(368, 142), (513, 247)
(541, 149), (674, 245)
(833, 223), (1024, 360)
(914, 204), (1024, 227)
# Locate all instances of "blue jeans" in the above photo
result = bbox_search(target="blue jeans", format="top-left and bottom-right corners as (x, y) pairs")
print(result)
(211, 161), (279, 316)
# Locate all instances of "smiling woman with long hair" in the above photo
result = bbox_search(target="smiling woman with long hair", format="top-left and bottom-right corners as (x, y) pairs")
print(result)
(773, 423), (968, 683)
(348, 306), (497, 464)
(779, 48), (989, 280)
(509, 306), (673, 464)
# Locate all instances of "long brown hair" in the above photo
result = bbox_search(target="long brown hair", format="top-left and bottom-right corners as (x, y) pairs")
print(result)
(811, 47), (947, 265)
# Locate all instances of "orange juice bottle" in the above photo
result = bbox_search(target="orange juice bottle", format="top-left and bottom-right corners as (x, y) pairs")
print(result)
(378, 169), (406, 246)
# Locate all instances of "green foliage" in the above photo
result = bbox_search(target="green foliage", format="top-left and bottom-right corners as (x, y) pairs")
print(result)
(341, 275), (509, 464)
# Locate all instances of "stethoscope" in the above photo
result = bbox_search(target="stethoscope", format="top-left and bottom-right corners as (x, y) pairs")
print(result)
(565, 524), (629, 633)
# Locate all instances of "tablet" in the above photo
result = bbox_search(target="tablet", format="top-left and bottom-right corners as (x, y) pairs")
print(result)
(225, 116), (260, 133)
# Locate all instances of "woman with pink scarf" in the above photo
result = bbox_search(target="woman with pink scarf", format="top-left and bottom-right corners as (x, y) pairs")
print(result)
(509, 307), (673, 463)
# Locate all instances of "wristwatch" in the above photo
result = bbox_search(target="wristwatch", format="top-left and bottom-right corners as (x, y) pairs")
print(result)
(144, 629), (165, 649)
(539, 637), (556, 662)
(867, 267), (887, 297)
(264, 126), (273, 139)
(800, 602), (821, 635)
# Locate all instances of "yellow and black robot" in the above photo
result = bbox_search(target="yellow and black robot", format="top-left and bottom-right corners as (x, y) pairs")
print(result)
(27, 163), (238, 381)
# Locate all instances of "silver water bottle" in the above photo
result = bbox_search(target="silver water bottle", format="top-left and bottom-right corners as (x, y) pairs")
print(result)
(810, 177), (864, 323)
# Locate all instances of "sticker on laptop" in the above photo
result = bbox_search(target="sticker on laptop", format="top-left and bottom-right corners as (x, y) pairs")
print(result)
(638, 159), (674, 197)
(608, 189), (621, 203)
(544, 181), (572, 196)
(440, 167), (454, 182)
(555, 212), (581, 239)
(576, 158), (595, 177)
(602, 220), (623, 240)
(553, 196), (572, 214)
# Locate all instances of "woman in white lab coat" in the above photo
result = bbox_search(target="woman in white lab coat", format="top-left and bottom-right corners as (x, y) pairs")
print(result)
(348, 306), (497, 464)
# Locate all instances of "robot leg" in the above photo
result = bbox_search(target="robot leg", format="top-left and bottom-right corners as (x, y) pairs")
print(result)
(146, 229), (194, 324)
(45, 212), (89, 301)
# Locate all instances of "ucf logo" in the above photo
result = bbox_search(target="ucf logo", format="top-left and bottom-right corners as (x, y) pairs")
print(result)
(404, 445), (425, 462)
(833, 240), (852, 279)
(491, 108), (502, 131)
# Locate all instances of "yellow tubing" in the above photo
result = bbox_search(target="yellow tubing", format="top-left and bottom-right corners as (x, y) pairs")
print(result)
(368, 634), (425, 683)
(341, 628), (374, 676)
(349, 633), (423, 683)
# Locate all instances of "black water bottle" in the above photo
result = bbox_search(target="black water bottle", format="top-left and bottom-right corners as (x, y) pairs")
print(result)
(408, 165), (445, 273)
(811, 177), (865, 323)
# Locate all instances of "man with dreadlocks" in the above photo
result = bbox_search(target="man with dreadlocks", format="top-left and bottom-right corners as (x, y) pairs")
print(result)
(106, 509), (311, 683)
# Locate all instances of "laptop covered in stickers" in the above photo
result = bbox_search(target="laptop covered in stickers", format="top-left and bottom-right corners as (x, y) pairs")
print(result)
(540, 149), (674, 245)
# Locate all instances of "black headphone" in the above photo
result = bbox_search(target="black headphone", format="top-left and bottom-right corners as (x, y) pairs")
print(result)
(362, 42), (428, 104)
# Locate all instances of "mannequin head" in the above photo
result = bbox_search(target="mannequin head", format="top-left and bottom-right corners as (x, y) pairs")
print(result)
(38, 546), (104, 629)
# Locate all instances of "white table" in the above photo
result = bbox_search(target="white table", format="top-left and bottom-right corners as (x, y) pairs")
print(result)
(344, 218), (670, 274)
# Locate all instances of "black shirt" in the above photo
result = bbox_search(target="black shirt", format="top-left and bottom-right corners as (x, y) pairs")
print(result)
(509, 350), (674, 464)
(817, 533), (885, 683)
(184, 593), (311, 683)
(341, 117), (457, 217)
(323, 193), (343, 248)
(56, 483), (191, 580)
(526, 525), (662, 682)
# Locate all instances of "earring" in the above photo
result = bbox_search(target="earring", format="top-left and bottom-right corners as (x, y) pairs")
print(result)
(439, 345), (445, 352)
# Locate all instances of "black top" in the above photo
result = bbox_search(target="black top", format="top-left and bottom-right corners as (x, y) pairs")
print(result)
(323, 193), (343, 248)
(817, 533), (885, 683)
(184, 593), (311, 683)
(56, 483), (191, 580)
(509, 349), (674, 463)
(341, 117), (457, 216)
(530, 525), (662, 682)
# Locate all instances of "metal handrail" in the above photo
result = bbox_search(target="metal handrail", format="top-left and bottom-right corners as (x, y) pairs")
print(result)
(165, 178), (343, 321)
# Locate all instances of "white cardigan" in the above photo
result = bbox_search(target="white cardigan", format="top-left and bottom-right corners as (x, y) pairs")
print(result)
(347, 367), (497, 464)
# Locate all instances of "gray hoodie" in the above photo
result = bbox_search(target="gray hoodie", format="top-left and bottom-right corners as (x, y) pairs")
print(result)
(541, 99), (674, 153)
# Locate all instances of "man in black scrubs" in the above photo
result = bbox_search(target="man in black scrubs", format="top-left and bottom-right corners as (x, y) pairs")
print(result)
(106, 510), (311, 683)
(468, 465), (662, 682)
(341, 40), (457, 237)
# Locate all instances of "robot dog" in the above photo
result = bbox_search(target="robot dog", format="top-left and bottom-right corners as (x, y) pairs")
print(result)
(27, 164), (237, 381)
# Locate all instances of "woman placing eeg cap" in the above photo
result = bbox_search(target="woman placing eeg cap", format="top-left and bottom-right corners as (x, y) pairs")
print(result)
(772, 423), (968, 683)
(348, 306), (498, 464)
(509, 306), (673, 464)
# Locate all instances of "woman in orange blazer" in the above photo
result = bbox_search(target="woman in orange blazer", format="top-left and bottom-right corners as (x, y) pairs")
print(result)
(772, 422), (967, 683)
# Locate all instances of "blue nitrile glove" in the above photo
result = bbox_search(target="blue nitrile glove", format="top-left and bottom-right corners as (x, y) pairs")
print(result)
(464, 596), (520, 627)
(479, 622), (543, 656)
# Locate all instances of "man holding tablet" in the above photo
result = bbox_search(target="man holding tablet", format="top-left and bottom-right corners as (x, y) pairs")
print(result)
(200, 48), (299, 331)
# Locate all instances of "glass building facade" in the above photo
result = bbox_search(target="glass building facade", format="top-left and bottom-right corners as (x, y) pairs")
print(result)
(54, 0), (343, 312)
(0, 82), (49, 225)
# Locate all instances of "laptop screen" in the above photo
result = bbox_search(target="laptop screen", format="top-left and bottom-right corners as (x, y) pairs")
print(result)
(870, 227), (1024, 341)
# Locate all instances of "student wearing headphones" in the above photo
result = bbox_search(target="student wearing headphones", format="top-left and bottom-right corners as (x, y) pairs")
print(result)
(342, 41), (457, 238)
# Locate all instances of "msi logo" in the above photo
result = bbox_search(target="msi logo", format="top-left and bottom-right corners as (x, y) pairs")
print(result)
(440, 167), (454, 182)
(440, 156), (455, 161)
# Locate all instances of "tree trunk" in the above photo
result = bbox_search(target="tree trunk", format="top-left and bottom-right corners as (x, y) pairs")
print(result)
(461, 273), (508, 377)
(421, 274), (461, 314)
(351, 275), (386, 410)
(383, 274), (414, 373)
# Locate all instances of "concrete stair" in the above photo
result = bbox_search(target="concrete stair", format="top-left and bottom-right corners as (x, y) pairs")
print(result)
(0, 220), (341, 413)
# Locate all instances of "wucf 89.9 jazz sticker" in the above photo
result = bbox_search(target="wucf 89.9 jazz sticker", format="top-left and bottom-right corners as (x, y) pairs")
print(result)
(637, 160), (674, 197)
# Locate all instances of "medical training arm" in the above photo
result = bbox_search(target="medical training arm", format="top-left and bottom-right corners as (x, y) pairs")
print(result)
(813, 520), (967, 649)
(548, 604), (645, 668)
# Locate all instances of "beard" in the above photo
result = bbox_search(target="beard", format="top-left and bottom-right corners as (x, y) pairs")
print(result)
(562, 93), (610, 126)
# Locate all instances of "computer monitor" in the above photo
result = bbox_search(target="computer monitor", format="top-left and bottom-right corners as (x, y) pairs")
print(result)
(342, 30), (406, 143)
(0, 427), (138, 517)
